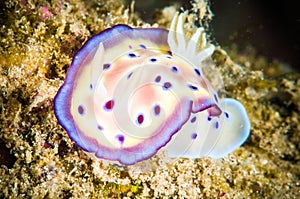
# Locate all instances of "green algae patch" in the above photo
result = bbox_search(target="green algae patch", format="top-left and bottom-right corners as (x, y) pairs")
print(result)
(0, 0), (299, 198)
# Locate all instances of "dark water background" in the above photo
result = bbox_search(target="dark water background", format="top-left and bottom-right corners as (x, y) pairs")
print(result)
(126, 0), (300, 72)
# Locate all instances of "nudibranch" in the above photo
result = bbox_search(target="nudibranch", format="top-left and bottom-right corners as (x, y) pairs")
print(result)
(54, 13), (250, 165)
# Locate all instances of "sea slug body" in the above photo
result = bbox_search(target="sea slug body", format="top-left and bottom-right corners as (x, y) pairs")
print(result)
(54, 12), (251, 165)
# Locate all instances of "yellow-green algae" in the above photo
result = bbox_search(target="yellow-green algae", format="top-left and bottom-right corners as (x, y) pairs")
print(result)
(0, 0), (299, 198)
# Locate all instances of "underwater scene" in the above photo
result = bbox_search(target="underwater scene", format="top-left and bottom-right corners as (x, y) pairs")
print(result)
(0, 0), (299, 198)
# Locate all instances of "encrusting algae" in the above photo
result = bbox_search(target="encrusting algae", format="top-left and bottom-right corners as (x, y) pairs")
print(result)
(0, 0), (299, 198)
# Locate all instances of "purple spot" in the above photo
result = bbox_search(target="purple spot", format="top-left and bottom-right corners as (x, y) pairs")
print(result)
(214, 94), (218, 102)
(224, 112), (229, 118)
(166, 55), (172, 59)
(190, 116), (196, 123)
(188, 84), (198, 91)
(154, 105), (161, 115)
(194, 68), (201, 77)
(215, 121), (219, 129)
(97, 125), (104, 130)
(78, 105), (84, 115)
(155, 75), (161, 83)
(127, 72), (133, 79)
(137, 114), (144, 124)
(207, 116), (212, 121)
(150, 58), (157, 62)
(128, 53), (137, 58)
(104, 100), (114, 111)
(116, 134), (125, 144)
(103, 63), (111, 70)
(171, 66), (178, 73)
(191, 133), (197, 140)
(163, 82), (172, 90)
(128, 45), (132, 49)
(89, 84), (93, 89)
(139, 44), (146, 49)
